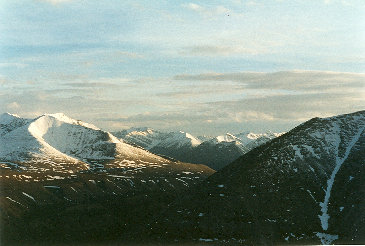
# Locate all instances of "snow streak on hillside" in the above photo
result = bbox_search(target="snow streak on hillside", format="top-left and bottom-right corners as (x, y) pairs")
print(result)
(317, 120), (364, 244)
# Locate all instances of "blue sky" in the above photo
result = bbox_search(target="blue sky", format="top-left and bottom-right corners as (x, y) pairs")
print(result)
(0, 0), (364, 135)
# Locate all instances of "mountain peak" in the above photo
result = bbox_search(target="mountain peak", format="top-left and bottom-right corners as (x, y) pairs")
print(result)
(39, 113), (100, 130)
(164, 131), (201, 147)
(47, 112), (71, 120)
(43, 113), (76, 124)
(0, 112), (22, 123)
(214, 133), (240, 143)
(1, 112), (170, 163)
(3, 112), (20, 117)
(130, 127), (156, 135)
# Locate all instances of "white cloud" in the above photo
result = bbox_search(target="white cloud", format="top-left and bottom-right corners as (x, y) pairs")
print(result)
(182, 44), (268, 56)
(0, 63), (28, 68)
(18, 49), (144, 67)
(246, 1), (261, 6)
(38, 0), (73, 5)
(2, 70), (364, 135)
(174, 70), (365, 94)
(6, 102), (20, 110)
(0, 77), (7, 85)
(186, 3), (204, 11)
(183, 3), (233, 17)
(230, 111), (275, 122)
(172, 70), (365, 127)
(323, 0), (359, 6)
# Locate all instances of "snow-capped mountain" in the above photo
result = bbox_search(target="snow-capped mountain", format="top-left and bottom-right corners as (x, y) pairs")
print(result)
(0, 112), (215, 244)
(145, 110), (365, 244)
(113, 128), (201, 149)
(0, 113), (171, 166)
(157, 131), (202, 148)
(0, 112), (214, 175)
(112, 127), (163, 149)
(113, 128), (282, 170)
(208, 133), (241, 144)
(235, 131), (284, 145)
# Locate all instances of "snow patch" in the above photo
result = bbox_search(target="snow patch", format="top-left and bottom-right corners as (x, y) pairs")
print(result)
(44, 185), (60, 189)
(215, 133), (240, 143)
(6, 197), (23, 206)
(22, 192), (36, 202)
(307, 190), (317, 202)
(47, 175), (65, 180)
(302, 144), (320, 158)
(292, 145), (304, 159)
(108, 174), (129, 178)
(316, 232), (338, 245)
(199, 238), (214, 242)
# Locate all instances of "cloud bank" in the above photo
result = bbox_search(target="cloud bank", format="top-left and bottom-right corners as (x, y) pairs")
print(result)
(2, 70), (362, 135)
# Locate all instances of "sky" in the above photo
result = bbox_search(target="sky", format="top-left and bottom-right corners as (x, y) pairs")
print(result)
(0, 0), (364, 135)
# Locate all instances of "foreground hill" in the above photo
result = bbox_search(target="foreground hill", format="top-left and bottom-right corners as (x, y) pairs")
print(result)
(0, 113), (214, 245)
(113, 128), (282, 170)
(140, 110), (365, 245)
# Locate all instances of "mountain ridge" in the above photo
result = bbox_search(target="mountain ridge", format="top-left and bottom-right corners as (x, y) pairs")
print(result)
(140, 110), (365, 244)
(113, 127), (284, 170)
(1, 110), (364, 245)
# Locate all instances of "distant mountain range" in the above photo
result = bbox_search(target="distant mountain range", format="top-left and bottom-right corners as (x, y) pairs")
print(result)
(1, 110), (364, 245)
(113, 128), (283, 170)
